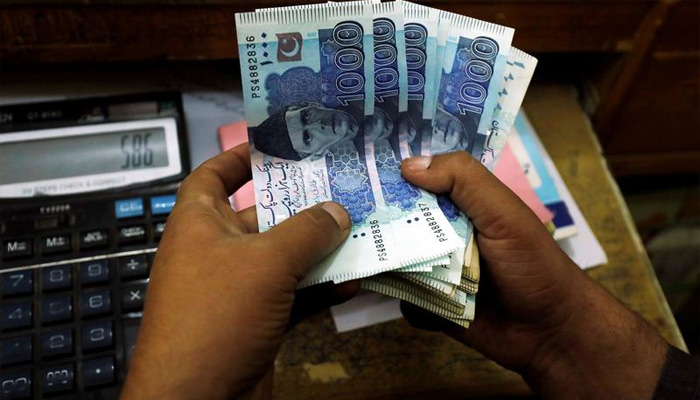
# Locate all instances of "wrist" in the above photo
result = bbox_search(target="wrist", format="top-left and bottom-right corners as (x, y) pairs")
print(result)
(524, 277), (668, 399)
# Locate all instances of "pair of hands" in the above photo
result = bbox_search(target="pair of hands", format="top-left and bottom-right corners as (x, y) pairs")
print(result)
(120, 145), (668, 400)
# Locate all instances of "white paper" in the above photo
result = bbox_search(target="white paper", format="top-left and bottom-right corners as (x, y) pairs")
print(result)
(330, 291), (402, 333)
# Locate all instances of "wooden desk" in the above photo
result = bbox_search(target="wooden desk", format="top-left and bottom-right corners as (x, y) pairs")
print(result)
(272, 85), (687, 400)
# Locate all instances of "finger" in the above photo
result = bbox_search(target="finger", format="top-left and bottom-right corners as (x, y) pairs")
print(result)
(401, 152), (543, 240)
(260, 202), (351, 281)
(237, 206), (259, 233)
(178, 144), (252, 204)
(289, 280), (360, 328)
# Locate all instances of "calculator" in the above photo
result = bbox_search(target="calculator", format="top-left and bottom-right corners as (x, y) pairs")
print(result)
(0, 92), (190, 399)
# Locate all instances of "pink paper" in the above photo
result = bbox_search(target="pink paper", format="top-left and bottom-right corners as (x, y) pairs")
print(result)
(494, 144), (554, 224)
(218, 120), (256, 211)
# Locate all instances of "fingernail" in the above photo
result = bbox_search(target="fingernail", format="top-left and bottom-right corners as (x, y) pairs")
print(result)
(321, 202), (351, 230)
(404, 156), (431, 171)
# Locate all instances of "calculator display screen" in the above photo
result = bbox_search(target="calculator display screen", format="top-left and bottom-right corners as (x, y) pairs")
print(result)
(0, 118), (182, 198)
(0, 128), (168, 184)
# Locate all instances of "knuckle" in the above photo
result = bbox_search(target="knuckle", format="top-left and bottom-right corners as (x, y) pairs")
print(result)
(449, 150), (477, 170)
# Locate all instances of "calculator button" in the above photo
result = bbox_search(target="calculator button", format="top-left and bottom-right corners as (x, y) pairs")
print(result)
(41, 329), (73, 358)
(123, 319), (141, 367)
(41, 265), (72, 291)
(1, 271), (33, 297)
(0, 335), (32, 365)
(41, 295), (73, 324)
(80, 260), (110, 285)
(119, 255), (149, 280)
(41, 234), (71, 255)
(0, 370), (32, 399)
(80, 229), (109, 249)
(82, 321), (113, 351)
(1, 302), (32, 331)
(81, 289), (112, 317)
(83, 357), (116, 388)
(115, 198), (144, 219)
(153, 221), (167, 239)
(2, 239), (32, 260)
(118, 225), (146, 244)
(41, 363), (74, 394)
(150, 194), (176, 215)
(122, 283), (147, 311)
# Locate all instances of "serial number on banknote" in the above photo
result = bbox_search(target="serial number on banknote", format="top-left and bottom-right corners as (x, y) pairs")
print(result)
(370, 219), (389, 261)
(419, 203), (448, 242)
(244, 36), (262, 98)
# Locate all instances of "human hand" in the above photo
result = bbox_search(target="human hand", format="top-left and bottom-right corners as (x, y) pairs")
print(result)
(120, 144), (357, 400)
(400, 152), (668, 399)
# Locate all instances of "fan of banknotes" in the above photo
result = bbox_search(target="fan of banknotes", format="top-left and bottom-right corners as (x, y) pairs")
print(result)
(234, 0), (537, 327)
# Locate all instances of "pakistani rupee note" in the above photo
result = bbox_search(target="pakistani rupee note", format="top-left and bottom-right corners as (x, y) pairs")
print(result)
(366, 1), (463, 270)
(480, 47), (538, 170)
(237, 5), (403, 286)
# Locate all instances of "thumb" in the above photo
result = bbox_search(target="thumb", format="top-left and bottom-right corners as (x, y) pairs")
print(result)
(401, 151), (545, 241)
(260, 202), (351, 282)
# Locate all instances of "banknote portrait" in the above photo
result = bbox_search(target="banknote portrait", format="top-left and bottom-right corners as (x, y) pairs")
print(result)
(430, 105), (475, 155)
(250, 104), (359, 161)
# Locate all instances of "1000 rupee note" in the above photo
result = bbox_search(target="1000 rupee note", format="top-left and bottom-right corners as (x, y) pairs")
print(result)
(480, 47), (538, 170)
(362, 276), (475, 327)
(237, 5), (404, 286)
(366, 1), (463, 270)
(425, 12), (515, 283)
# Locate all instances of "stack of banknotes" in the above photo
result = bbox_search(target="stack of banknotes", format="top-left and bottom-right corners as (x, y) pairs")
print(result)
(235, 0), (537, 327)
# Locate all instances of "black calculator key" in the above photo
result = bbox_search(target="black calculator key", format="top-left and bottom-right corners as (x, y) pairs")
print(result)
(41, 295), (73, 324)
(118, 225), (146, 244)
(80, 259), (110, 285)
(41, 363), (74, 395)
(82, 321), (113, 351)
(41, 265), (72, 291)
(153, 221), (166, 239)
(2, 239), (32, 260)
(1, 302), (32, 331)
(1, 271), (33, 297)
(0, 335), (32, 365)
(0, 370), (32, 399)
(41, 234), (71, 255)
(83, 357), (116, 388)
(41, 329), (73, 358)
(81, 289), (112, 317)
(119, 255), (149, 280)
(123, 319), (141, 367)
(122, 283), (147, 311)
(80, 229), (109, 249)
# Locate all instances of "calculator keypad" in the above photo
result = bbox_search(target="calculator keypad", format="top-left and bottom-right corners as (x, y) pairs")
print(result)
(1, 190), (175, 399)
